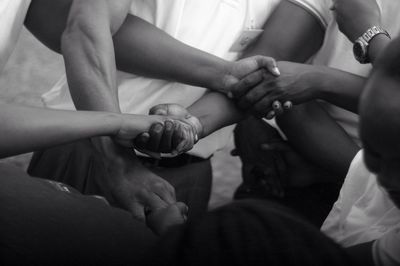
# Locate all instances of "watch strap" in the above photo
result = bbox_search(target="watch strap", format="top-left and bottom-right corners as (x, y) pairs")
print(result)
(357, 26), (391, 44)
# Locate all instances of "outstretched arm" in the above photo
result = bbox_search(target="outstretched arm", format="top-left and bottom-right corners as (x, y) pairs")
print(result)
(0, 103), (165, 159)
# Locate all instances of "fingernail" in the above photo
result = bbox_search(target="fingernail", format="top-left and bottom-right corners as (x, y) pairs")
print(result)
(227, 91), (234, 99)
(141, 132), (150, 140)
(155, 124), (163, 132)
(171, 150), (178, 156)
(273, 67), (280, 76)
(165, 120), (173, 130)
(272, 101), (281, 110)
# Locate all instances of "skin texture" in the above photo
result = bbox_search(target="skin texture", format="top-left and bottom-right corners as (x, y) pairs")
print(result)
(0, 104), (172, 159)
(348, 37), (400, 266)
(360, 37), (400, 209)
(331, 0), (391, 64)
(332, 0), (381, 42)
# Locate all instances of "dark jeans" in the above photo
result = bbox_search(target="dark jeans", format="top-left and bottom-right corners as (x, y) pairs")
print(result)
(234, 116), (341, 227)
(0, 164), (156, 265)
(28, 139), (212, 221)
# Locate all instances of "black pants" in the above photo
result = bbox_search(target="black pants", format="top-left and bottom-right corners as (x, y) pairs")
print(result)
(234, 117), (341, 227)
(0, 164), (156, 265)
(28, 139), (212, 221)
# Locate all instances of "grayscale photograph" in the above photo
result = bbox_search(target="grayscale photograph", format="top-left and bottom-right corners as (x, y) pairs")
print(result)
(0, 0), (399, 265)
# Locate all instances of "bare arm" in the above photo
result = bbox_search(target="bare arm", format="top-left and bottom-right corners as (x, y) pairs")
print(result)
(61, 0), (131, 112)
(184, 0), (326, 137)
(0, 103), (164, 159)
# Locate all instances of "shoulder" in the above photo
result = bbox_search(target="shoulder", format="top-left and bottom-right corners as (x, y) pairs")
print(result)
(287, 0), (333, 29)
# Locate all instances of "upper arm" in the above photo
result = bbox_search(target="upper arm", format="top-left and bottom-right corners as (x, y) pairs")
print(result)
(244, 0), (327, 62)
(65, 0), (131, 36)
(25, 0), (131, 52)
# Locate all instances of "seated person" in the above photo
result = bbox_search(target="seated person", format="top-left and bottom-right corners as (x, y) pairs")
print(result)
(220, 0), (396, 225)
(321, 36), (400, 266)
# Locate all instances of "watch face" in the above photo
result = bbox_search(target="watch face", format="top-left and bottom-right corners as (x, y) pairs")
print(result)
(353, 41), (368, 63)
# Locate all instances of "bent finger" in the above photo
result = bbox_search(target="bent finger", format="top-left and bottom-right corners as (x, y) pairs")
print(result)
(231, 69), (265, 99)
(254, 56), (280, 76)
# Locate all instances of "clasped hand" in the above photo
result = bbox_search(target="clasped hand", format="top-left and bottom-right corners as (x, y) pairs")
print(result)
(229, 61), (320, 119)
(133, 104), (201, 158)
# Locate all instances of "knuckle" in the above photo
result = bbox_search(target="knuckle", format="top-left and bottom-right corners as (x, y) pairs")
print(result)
(243, 77), (253, 86)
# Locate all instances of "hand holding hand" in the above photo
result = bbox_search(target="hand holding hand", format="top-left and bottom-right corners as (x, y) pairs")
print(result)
(113, 114), (166, 148)
(146, 202), (188, 235)
(134, 104), (203, 157)
(96, 139), (178, 222)
(221, 55), (280, 94)
(331, 0), (381, 42)
(231, 61), (319, 118)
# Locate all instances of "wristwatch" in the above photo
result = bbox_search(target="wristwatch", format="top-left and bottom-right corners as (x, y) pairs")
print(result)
(353, 26), (391, 64)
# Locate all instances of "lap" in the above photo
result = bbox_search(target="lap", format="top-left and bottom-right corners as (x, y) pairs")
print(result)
(0, 163), (156, 265)
(28, 139), (212, 220)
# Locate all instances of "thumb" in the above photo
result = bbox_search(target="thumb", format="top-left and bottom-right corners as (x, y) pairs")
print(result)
(175, 202), (189, 219)
(224, 75), (240, 88)
(149, 104), (169, 115)
(254, 56), (280, 76)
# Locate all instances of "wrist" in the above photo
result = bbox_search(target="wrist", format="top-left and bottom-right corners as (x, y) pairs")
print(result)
(207, 60), (233, 94)
(307, 67), (328, 100)
(368, 33), (391, 64)
(186, 115), (205, 140)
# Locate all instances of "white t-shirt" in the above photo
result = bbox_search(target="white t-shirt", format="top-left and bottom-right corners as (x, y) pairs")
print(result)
(0, 0), (31, 73)
(42, 0), (281, 158)
(321, 151), (400, 266)
(291, 0), (400, 144)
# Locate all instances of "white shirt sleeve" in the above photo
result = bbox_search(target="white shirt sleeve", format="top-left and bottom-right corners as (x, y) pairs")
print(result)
(373, 227), (400, 266)
(287, 0), (333, 29)
(0, 0), (31, 73)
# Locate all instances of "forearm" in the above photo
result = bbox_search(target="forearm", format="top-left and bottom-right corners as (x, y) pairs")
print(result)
(26, 1), (233, 94)
(0, 104), (121, 158)
(113, 15), (230, 92)
(187, 93), (244, 138)
(61, 0), (122, 112)
(313, 66), (366, 113)
(277, 102), (360, 177)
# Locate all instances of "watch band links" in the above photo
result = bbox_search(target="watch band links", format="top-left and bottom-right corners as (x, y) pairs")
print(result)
(357, 26), (391, 45)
